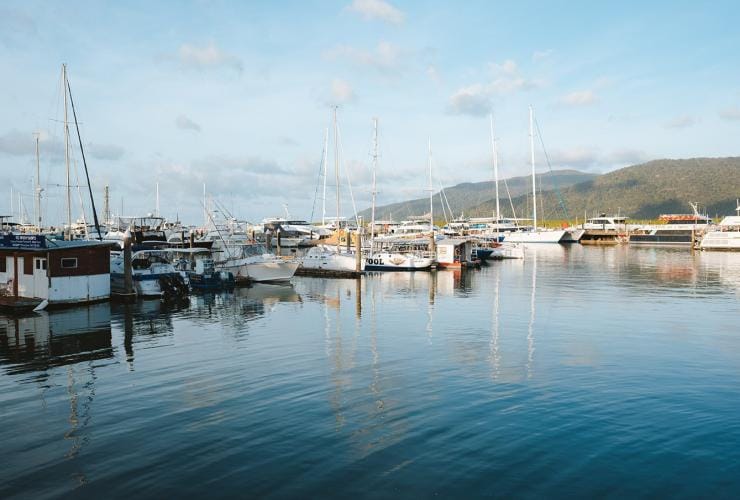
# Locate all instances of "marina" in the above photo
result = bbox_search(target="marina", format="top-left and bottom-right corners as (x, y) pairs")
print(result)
(3, 1), (740, 497)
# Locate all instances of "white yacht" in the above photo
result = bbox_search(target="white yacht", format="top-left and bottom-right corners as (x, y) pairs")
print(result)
(583, 214), (630, 231)
(699, 202), (740, 251)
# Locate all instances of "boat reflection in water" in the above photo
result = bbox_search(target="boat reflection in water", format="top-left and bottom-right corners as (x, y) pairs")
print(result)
(0, 303), (113, 376)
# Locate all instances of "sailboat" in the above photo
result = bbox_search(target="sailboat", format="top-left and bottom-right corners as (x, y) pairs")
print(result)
(301, 108), (364, 272)
(364, 120), (435, 271)
(503, 107), (566, 244)
(488, 114), (524, 259)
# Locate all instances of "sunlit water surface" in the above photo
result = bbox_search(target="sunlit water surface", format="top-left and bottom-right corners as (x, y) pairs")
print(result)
(2, 246), (740, 498)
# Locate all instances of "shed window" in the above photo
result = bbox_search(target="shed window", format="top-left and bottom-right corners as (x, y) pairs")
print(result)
(0, 257), (5, 273)
(60, 258), (78, 269)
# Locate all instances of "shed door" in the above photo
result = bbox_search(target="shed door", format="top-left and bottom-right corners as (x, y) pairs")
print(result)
(33, 257), (48, 299)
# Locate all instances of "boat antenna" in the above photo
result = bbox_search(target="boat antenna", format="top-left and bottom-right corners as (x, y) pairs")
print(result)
(66, 70), (102, 240)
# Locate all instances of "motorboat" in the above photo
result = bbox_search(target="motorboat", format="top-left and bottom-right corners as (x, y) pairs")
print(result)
(170, 248), (234, 290)
(110, 249), (188, 298)
(214, 243), (299, 283)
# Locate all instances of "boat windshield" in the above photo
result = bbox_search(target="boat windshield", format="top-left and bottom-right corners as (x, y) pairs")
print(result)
(241, 244), (269, 257)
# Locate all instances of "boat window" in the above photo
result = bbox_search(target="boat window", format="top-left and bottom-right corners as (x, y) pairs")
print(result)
(61, 257), (78, 269)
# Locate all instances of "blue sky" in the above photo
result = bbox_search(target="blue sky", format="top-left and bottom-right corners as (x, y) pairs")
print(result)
(1, 0), (739, 225)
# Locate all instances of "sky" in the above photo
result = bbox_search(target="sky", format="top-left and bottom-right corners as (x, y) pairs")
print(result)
(1, 0), (739, 226)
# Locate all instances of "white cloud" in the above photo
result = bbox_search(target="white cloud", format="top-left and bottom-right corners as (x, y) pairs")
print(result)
(173, 42), (243, 74)
(331, 79), (356, 103)
(426, 64), (442, 84)
(88, 143), (125, 161)
(489, 59), (519, 76)
(549, 147), (648, 171)
(560, 90), (597, 106)
(346, 0), (404, 24)
(325, 41), (405, 74)
(0, 129), (123, 161)
(532, 49), (553, 62)
(664, 115), (697, 129)
(608, 149), (649, 165)
(0, 129), (41, 156)
(719, 107), (740, 121)
(447, 84), (491, 116)
(176, 115), (202, 132)
(447, 59), (540, 115)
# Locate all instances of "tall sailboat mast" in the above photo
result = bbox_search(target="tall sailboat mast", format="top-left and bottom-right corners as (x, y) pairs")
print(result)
(529, 105), (537, 230)
(63, 64), (72, 234)
(203, 183), (207, 228)
(428, 138), (433, 232)
(34, 132), (42, 229)
(333, 106), (341, 225)
(155, 182), (160, 217)
(370, 118), (378, 245)
(490, 114), (500, 238)
(322, 127), (328, 226)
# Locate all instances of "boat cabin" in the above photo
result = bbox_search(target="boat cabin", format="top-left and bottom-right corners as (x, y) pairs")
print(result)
(0, 235), (111, 310)
(435, 238), (474, 268)
(658, 214), (713, 225)
(584, 214), (629, 231)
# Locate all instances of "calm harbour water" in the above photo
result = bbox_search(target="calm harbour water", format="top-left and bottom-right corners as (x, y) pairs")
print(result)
(2, 245), (740, 498)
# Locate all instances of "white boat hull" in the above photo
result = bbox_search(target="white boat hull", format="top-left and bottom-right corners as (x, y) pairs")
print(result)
(499, 243), (525, 259)
(364, 252), (434, 271)
(562, 229), (585, 243)
(504, 230), (566, 243)
(219, 258), (299, 282)
(699, 231), (740, 251)
(301, 248), (363, 272)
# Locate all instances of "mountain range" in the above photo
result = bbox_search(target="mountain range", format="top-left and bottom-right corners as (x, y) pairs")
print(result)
(359, 157), (740, 222)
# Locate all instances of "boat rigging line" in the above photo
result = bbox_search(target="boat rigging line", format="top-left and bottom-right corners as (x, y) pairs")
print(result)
(533, 115), (570, 221)
(66, 72), (102, 239)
